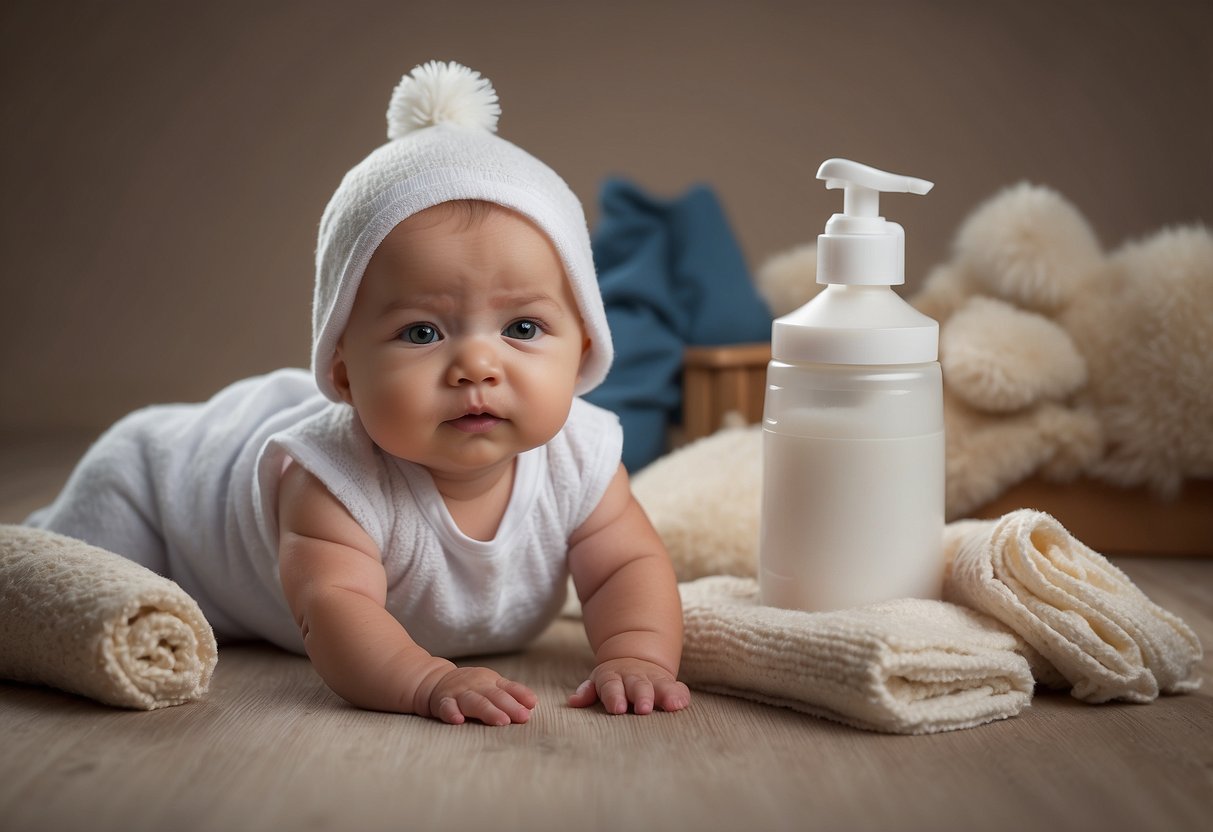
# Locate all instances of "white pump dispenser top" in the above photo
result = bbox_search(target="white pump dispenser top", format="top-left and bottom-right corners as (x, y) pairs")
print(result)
(772, 158), (939, 365)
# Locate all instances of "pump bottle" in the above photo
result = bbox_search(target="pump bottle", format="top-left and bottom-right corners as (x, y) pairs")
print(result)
(758, 159), (944, 612)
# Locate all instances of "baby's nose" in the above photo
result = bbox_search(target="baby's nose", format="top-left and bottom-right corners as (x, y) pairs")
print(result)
(446, 339), (502, 386)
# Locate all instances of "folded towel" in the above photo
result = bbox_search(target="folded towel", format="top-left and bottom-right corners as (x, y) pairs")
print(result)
(679, 576), (1034, 734)
(942, 510), (1203, 703)
(0, 524), (217, 709)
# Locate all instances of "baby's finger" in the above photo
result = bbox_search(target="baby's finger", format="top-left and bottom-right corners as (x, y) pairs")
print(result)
(624, 676), (656, 715)
(483, 685), (533, 724)
(568, 679), (597, 708)
(497, 678), (539, 710)
(597, 674), (628, 715)
(435, 696), (466, 725)
(653, 678), (692, 712)
(456, 690), (511, 727)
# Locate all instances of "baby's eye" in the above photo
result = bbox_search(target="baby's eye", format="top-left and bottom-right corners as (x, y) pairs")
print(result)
(502, 319), (541, 340)
(400, 323), (442, 344)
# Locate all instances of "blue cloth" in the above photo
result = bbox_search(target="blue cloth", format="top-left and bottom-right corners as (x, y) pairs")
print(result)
(584, 178), (772, 471)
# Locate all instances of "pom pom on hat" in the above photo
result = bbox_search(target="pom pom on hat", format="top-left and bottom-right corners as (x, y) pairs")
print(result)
(387, 61), (501, 139)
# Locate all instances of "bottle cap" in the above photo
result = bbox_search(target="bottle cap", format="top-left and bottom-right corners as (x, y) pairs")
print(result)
(771, 159), (939, 364)
(816, 158), (933, 286)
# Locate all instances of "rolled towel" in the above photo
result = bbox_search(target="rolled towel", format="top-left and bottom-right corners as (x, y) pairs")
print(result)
(942, 510), (1202, 703)
(679, 576), (1034, 734)
(0, 525), (217, 709)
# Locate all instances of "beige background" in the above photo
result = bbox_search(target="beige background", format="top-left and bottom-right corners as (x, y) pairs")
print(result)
(2, 0), (1210, 433)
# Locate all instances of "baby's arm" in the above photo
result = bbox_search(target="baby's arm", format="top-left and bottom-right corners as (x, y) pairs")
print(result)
(277, 461), (536, 724)
(566, 464), (690, 715)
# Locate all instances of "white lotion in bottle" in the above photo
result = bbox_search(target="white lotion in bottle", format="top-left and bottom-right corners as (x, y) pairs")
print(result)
(759, 158), (945, 612)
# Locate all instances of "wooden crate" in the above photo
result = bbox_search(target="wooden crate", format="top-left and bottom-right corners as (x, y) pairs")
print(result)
(682, 343), (771, 441)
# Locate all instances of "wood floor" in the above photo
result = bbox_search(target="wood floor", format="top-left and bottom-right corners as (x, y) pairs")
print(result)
(1, 434), (1210, 832)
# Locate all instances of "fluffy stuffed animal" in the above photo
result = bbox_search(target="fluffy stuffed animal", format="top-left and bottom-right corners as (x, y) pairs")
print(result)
(916, 185), (1213, 515)
(753, 184), (1213, 520)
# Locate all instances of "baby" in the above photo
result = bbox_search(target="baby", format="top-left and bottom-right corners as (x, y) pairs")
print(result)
(26, 61), (689, 725)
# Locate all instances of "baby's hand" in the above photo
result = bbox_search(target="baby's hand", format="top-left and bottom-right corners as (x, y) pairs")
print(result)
(423, 666), (538, 726)
(568, 658), (691, 715)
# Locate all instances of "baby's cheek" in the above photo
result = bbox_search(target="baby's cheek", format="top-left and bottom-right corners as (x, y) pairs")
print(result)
(372, 365), (426, 415)
(529, 381), (577, 441)
(358, 385), (423, 446)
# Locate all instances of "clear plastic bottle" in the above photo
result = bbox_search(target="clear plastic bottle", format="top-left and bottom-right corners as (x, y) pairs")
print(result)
(758, 160), (945, 612)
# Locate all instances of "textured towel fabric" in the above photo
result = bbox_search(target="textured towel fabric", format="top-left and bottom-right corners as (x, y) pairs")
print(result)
(942, 510), (1203, 703)
(678, 576), (1034, 734)
(584, 179), (772, 470)
(0, 525), (217, 709)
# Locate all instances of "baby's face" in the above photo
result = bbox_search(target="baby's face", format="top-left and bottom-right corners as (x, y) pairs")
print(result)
(332, 203), (590, 480)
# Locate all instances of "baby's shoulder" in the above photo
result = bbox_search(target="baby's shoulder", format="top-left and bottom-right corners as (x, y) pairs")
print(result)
(542, 399), (623, 530)
(561, 398), (622, 441)
(276, 402), (375, 466)
(264, 401), (393, 541)
(548, 399), (622, 466)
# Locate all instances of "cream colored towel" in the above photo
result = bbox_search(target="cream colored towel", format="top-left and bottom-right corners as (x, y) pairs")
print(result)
(942, 510), (1203, 703)
(679, 576), (1034, 734)
(0, 525), (217, 709)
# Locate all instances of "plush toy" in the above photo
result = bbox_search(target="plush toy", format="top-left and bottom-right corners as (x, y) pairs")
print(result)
(752, 184), (1213, 520)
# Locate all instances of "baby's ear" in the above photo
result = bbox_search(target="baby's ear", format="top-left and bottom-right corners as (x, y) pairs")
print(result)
(577, 335), (592, 377)
(330, 345), (355, 405)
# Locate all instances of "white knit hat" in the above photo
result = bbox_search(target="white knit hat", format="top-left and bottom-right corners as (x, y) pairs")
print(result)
(311, 60), (612, 401)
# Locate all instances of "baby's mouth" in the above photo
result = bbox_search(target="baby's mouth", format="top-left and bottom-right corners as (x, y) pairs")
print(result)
(446, 412), (504, 434)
